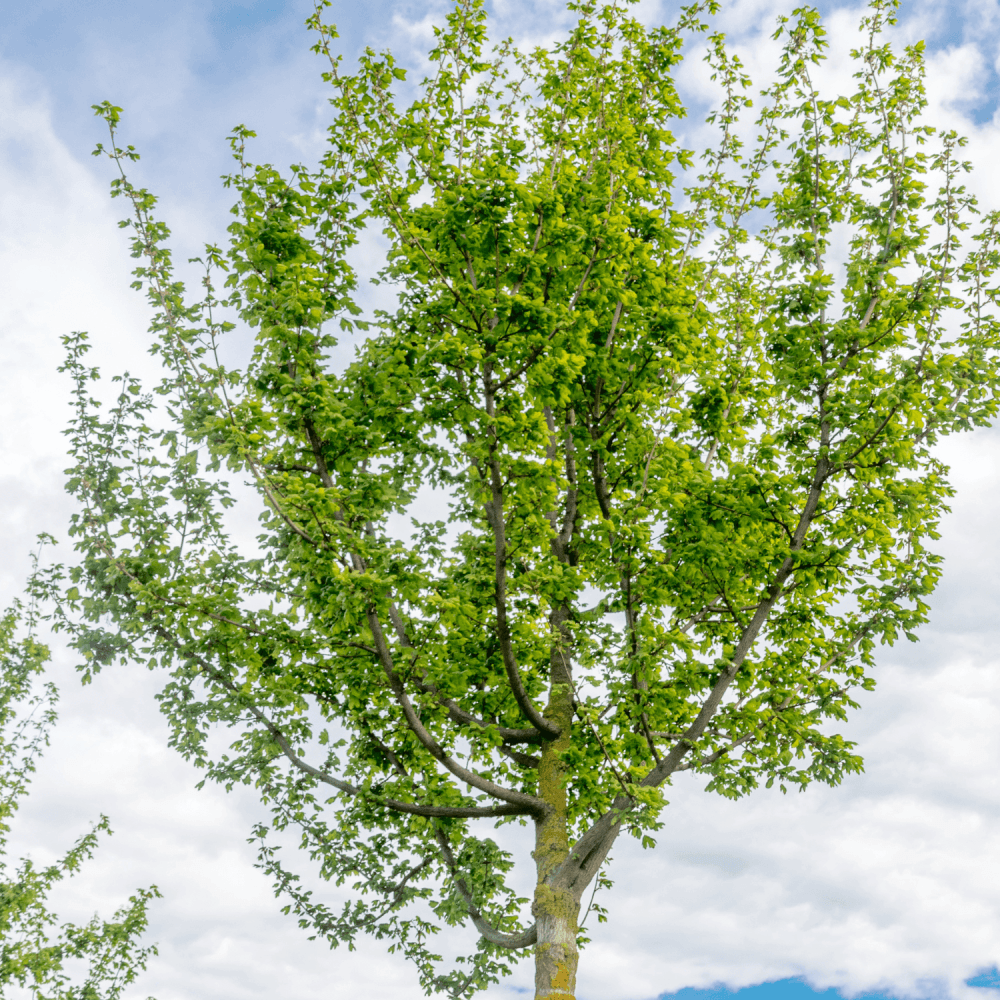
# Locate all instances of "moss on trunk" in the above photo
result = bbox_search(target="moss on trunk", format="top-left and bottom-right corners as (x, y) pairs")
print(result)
(533, 665), (579, 1000)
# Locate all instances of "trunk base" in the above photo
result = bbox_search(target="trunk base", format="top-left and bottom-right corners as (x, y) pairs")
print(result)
(534, 896), (578, 1000)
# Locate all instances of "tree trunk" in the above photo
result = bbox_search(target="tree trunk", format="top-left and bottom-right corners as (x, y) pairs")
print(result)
(534, 609), (579, 1000)
(533, 884), (579, 1000)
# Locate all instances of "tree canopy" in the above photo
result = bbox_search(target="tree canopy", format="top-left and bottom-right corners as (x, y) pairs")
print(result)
(0, 592), (158, 1000)
(53, 0), (1000, 997)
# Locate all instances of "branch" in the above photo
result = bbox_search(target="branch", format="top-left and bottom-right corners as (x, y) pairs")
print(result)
(544, 407), (580, 564)
(674, 598), (723, 634)
(410, 663), (545, 745)
(497, 744), (541, 769)
(302, 426), (546, 789)
(305, 423), (365, 572)
(671, 731), (759, 771)
(150, 624), (530, 819)
(568, 242), (601, 311)
(483, 361), (561, 740)
(434, 829), (538, 950)
(307, 429), (547, 765)
(385, 602), (544, 752)
(549, 451), (834, 903)
(365, 607), (548, 814)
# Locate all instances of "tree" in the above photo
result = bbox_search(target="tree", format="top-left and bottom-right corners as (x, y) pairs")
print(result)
(55, 0), (1000, 996)
(0, 591), (159, 999)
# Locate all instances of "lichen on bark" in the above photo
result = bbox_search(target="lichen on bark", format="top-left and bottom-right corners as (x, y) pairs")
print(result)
(533, 666), (579, 998)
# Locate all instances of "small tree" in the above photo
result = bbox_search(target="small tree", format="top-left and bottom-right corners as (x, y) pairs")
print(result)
(59, 0), (999, 996)
(0, 593), (159, 999)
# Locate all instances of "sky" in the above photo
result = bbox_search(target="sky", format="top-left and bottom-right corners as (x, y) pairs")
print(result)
(1, 0), (1000, 999)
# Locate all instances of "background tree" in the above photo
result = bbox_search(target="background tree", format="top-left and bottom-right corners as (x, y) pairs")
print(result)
(0, 589), (159, 999)
(55, 0), (999, 997)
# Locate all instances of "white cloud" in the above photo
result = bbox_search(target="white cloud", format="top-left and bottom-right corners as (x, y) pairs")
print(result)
(0, 67), (157, 595)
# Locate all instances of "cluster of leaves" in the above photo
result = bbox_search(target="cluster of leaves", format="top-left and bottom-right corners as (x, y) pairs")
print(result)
(49, 0), (1000, 995)
(0, 591), (159, 999)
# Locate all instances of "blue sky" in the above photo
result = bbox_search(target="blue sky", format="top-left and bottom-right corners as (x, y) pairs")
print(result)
(664, 977), (1000, 1000)
(1, 1), (1000, 999)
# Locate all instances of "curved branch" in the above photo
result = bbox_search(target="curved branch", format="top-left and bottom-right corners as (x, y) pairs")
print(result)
(148, 624), (534, 820)
(434, 829), (538, 950)
(304, 425), (545, 794)
(268, 721), (531, 817)
(366, 608), (548, 814)
(483, 363), (560, 740)
(387, 603), (544, 746)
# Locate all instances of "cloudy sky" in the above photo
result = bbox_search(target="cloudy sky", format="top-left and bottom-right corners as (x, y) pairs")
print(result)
(1, 0), (999, 999)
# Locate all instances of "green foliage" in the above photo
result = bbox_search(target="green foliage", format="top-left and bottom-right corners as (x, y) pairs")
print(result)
(53, 1), (1000, 996)
(0, 592), (159, 999)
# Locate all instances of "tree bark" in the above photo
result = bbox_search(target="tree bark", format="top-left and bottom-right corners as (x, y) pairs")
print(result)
(533, 607), (579, 1000)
